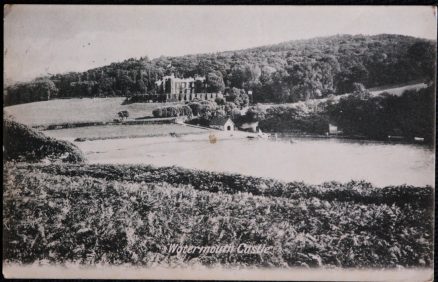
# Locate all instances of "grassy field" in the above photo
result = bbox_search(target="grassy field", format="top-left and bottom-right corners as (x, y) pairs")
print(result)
(367, 81), (426, 93)
(43, 124), (207, 141)
(3, 162), (433, 268)
(4, 83), (427, 128)
(4, 97), (179, 127)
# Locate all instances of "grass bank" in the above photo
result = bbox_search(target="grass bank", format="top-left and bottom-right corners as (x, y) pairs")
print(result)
(43, 124), (207, 141)
(3, 162), (433, 268)
(4, 97), (180, 127)
(3, 116), (85, 163)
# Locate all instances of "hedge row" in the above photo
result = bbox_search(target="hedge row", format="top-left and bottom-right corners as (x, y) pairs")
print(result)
(152, 105), (192, 118)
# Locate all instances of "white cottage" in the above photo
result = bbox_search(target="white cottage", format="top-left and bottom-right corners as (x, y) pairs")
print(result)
(210, 117), (235, 131)
(328, 123), (342, 135)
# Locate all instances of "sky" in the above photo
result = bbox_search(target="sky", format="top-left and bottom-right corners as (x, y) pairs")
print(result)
(4, 5), (437, 83)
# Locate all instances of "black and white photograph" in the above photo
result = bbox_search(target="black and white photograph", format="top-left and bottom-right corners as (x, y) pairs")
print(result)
(3, 5), (436, 280)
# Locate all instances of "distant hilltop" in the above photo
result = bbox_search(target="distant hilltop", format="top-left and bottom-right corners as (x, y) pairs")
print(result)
(4, 34), (436, 106)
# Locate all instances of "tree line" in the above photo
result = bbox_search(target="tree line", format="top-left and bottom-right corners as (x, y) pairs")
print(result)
(150, 83), (434, 144)
(258, 85), (435, 144)
(4, 34), (436, 106)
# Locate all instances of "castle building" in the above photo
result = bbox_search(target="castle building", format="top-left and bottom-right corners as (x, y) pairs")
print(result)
(155, 74), (223, 102)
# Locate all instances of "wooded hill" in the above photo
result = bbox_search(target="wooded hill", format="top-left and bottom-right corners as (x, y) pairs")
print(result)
(4, 34), (436, 106)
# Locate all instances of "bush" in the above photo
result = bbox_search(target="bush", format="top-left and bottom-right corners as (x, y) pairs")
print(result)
(117, 110), (129, 120)
(226, 87), (249, 108)
(152, 108), (162, 118)
(188, 102), (202, 116)
(215, 97), (226, 105)
(3, 116), (85, 163)
(167, 106), (178, 117)
(180, 105), (193, 117)
(152, 105), (193, 118)
(244, 105), (266, 123)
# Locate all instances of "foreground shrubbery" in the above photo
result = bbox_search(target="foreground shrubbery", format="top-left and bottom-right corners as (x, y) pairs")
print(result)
(3, 163), (433, 268)
(34, 163), (434, 209)
(3, 116), (85, 163)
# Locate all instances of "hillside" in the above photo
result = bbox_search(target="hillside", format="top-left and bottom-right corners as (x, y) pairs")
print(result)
(4, 98), (173, 127)
(4, 34), (436, 106)
(3, 162), (433, 267)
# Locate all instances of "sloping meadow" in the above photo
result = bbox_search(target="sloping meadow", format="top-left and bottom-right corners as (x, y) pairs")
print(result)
(3, 163), (433, 268)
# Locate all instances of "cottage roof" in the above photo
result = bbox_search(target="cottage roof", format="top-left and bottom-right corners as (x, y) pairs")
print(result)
(210, 117), (233, 126)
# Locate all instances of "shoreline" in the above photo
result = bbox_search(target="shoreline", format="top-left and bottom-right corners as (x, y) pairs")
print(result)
(264, 132), (433, 146)
(67, 130), (431, 146)
(46, 126), (261, 143)
(41, 121), (432, 146)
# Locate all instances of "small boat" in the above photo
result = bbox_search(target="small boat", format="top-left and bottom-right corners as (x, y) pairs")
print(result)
(388, 135), (404, 141)
(269, 133), (278, 140)
(257, 128), (269, 139)
(247, 136), (256, 139)
(414, 137), (425, 142)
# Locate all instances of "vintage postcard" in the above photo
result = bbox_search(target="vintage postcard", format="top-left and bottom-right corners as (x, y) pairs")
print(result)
(3, 5), (436, 281)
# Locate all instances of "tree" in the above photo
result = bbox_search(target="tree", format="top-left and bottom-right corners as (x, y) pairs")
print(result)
(198, 100), (218, 119)
(227, 87), (249, 108)
(407, 41), (436, 83)
(188, 102), (203, 116)
(194, 79), (205, 93)
(34, 79), (59, 100)
(213, 109), (226, 118)
(180, 105), (193, 118)
(6, 34), (434, 106)
(215, 97), (226, 106)
(135, 79), (147, 94)
(230, 108), (242, 121)
(326, 94), (387, 138)
(224, 102), (237, 114)
(352, 82), (371, 99)
(245, 105), (266, 123)
(166, 106), (179, 117)
(152, 108), (162, 118)
(117, 110), (129, 121)
(206, 72), (225, 93)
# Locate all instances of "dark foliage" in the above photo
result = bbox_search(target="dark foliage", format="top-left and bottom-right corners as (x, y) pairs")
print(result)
(259, 104), (329, 135)
(3, 163), (433, 267)
(3, 116), (85, 163)
(326, 86), (435, 142)
(258, 86), (435, 143)
(35, 163), (433, 209)
(152, 105), (192, 118)
(4, 34), (436, 105)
